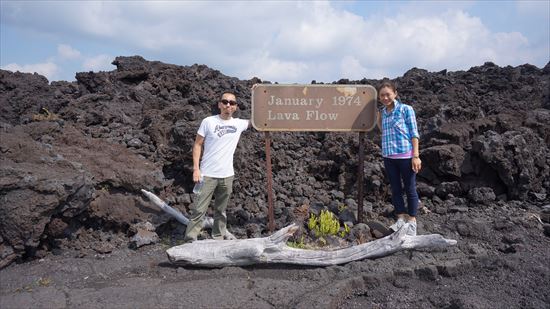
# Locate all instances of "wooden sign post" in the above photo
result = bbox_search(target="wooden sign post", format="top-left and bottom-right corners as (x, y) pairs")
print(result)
(251, 84), (377, 231)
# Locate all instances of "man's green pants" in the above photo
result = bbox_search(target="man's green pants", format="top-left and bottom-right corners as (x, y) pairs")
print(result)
(184, 176), (234, 242)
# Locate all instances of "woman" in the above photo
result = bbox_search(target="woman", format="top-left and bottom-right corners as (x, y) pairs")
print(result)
(377, 80), (421, 235)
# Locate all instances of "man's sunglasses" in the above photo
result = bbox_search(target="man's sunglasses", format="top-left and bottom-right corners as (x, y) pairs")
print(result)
(221, 99), (237, 106)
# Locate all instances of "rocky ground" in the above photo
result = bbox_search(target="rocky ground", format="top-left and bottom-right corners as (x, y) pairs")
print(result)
(1, 56), (550, 308)
(1, 204), (549, 308)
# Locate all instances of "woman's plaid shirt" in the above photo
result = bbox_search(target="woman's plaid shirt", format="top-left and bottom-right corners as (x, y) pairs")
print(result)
(381, 100), (420, 157)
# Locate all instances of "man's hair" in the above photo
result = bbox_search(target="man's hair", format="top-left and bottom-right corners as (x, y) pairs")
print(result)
(221, 92), (236, 100)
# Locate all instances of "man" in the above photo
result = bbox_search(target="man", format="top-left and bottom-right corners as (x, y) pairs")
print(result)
(183, 92), (250, 242)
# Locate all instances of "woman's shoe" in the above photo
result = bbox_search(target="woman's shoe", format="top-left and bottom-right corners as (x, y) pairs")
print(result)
(389, 218), (406, 232)
(406, 221), (417, 236)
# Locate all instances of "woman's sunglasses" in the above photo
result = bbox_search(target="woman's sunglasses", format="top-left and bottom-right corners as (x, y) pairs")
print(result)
(221, 99), (237, 106)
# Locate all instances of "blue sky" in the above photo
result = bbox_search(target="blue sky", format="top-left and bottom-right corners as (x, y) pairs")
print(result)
(1, 0), (548, 83)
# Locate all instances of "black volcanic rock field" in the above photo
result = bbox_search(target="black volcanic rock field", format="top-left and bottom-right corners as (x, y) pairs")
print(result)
(1, 56), (549, 308)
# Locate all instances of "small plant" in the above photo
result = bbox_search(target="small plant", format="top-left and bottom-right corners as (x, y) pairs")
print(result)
(160, 235), (172, 248)
(37, 277), (52, 287)
(308, 210), (340, 238)
(15, 277), (52, 292)
(339, 223), (350, 238)
(14, 284), (33, 293)
(307, 213), (318, 233)
(338, 203), (347, 213)
(32, 107), (59, 122)
(97, 183), (110, 192)
(287, 235), (306, 249)
(317, 237), (327, 247)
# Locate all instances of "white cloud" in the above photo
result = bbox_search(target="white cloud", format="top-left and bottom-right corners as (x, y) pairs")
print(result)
(238, 51), (310, 83)
(2, 1), (547, 82)
(345, 9), (537, 75)
(271, 2), (364, 58)
(2, 62), (58, 81)
(57, 44), (81, 60)
(234, 5), (541, 81)
(82, 54), (114, 71)
(339, 56), (368, 81)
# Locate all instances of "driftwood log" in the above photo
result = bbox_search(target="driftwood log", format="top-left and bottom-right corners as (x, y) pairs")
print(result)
(141, 189), (235, 239)
(166, 224), (457, 267)
(142, 189), (457, 267)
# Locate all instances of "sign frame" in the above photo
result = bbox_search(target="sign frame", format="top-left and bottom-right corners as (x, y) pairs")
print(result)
(251, 84), (378, 132)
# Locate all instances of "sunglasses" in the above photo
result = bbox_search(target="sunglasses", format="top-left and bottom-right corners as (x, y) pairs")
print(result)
(220, 99), (237, 106)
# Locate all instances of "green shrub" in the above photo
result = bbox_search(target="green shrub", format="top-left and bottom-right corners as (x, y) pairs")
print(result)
(308, 210), (340, 238)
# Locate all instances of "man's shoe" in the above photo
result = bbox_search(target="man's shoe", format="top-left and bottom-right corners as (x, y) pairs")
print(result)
(183, 237), (196, 243)
(389, 218), (406, 232)
(224, 234), (237, 240)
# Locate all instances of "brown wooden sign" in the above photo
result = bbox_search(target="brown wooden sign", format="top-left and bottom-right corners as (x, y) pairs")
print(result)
(251, 84), (377, 132)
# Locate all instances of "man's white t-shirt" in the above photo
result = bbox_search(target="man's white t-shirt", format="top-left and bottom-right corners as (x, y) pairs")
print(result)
(198, 115), (249, 178)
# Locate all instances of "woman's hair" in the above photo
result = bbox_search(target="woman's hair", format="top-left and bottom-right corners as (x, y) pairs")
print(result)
(376, 79), (397, 93)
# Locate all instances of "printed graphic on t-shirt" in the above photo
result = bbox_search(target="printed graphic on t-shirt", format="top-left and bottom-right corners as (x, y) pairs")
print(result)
(214, 124), (237, 137)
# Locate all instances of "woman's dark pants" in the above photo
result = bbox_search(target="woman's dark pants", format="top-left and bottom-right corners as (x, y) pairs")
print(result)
(383, 157), (419, 217)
